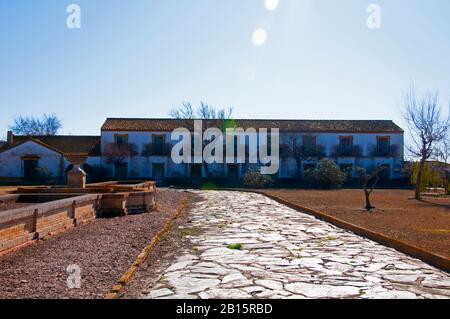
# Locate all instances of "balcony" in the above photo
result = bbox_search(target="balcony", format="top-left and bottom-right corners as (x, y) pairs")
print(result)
(104, 143), (138, 164)
(368, 144), (400, 158)
(141, 143), (172, 157)
(331, 145), (363, 157)
(280, 144), (326, 159)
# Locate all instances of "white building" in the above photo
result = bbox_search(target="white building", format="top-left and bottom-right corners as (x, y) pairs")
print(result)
(0, 118), (404, 184)
(0, 133), (101, 180)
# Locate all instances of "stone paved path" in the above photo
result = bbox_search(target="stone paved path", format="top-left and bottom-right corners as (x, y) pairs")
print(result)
(142, 191), (450, 299)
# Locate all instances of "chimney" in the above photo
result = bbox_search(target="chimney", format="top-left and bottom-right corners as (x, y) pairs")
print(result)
(7, 131), (13, 145)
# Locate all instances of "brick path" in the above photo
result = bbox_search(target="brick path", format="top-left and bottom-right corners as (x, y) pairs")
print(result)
(141, 191), (450, 299)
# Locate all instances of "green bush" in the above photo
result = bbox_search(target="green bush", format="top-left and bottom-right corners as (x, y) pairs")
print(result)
(304, 159), (346, 189)
(242, 169), (273, 188)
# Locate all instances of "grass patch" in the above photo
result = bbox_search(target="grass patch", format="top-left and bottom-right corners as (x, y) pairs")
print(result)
(227, 243), (243, 250)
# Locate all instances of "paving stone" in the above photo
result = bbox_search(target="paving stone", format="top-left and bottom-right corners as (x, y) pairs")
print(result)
(255, 280), (284, 290)
(222, 273), (247, 284)
(166, 261), (195, 272)
(149, 288), (175, 299)
(285, 283), (361, 298)
(363, 290), (418, 299)
(167, 277), (221, 294)
(199, 289), (252, 299)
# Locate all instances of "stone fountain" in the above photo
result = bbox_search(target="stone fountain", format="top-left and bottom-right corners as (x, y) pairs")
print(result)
(66, 153), (88, 189)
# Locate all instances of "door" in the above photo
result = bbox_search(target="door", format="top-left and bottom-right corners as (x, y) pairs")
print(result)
(114, 163), (128, 180)
(23, 159), (38, 178)
(227, 164), (240, 182)
(152, 164), (165, 184)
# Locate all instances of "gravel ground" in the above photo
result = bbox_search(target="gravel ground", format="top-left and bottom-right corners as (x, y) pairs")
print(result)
(0, 189), (188, 299)
(262, 189), (450, 258)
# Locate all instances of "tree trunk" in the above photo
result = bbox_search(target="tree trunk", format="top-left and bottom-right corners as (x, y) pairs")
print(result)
(415, 158), (426, 200)
(364, 189), (374, 211)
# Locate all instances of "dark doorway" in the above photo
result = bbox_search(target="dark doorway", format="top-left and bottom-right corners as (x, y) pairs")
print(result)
(190, 164), (203, 178)
(23, 159), (38, 178)
(378, 164), (391, 185)
(114, 163), (128, 180)
(227, 164), (240, 181)
(152, 163), (165, 184)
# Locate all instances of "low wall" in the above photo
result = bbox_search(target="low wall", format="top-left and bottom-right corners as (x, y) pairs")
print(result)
(0, 194), (100, 254)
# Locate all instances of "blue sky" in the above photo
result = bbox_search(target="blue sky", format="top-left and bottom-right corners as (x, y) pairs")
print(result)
(0, 0), (449, 136)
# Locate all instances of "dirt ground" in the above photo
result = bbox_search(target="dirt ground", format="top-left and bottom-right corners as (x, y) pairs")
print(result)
(0, 189), (189, 299)
(261, 189), (450, 259)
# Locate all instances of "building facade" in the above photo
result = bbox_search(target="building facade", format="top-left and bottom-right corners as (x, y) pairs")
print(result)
(0, 118), (404, 184)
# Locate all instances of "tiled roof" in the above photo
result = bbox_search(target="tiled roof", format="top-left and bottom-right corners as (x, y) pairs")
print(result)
(1, 136), (101, 156)
(101, 118), (404, 133)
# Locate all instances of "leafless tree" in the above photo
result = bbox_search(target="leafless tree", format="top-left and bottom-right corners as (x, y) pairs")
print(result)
(169, 102), (233, 120)
(11, 114), (62, 136)
(169, 102), (234, 179)
(356, 166), (386, 211)
(434, 139), (450, 163)
(403, 87), (450, 200)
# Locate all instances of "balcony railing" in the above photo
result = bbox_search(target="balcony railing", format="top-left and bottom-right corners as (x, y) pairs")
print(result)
(141, 143), (172, 157)
(330, 145), (363, 157)
(368, 144), (400, 157)
(104, 143), (138, 164)
(280, 144), (326, 159)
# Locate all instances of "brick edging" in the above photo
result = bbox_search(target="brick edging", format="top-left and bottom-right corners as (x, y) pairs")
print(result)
(104, 195), (191, 299)
(224, 188), (450, 273)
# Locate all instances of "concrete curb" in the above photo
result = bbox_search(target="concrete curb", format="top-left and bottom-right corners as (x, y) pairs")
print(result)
(221, 188), (450, 273)
(104, 195), (191, 299)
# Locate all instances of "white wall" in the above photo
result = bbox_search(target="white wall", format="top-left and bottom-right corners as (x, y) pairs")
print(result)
(99, 130), (404, 180)
(0, 141), (63, 177)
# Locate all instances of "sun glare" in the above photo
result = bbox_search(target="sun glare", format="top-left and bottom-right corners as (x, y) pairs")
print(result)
(252, 28), (267, 46)
(265, 0), (279, 11)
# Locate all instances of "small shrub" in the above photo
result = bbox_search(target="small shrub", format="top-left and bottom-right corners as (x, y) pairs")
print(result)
(304, 159), (346, 189)
(242, 169), (273, 188)
(227, 243), (243, 250)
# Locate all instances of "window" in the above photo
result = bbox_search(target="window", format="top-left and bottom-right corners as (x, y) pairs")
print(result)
(114, 134), (128, 147)
(152, 135), (165, 155)
(303, 136), (316, 154)
(114, 162), (128, 180)
(339, 136), (353, 156)
(377, 137), (391, 156)
(23, 159), (38, 178)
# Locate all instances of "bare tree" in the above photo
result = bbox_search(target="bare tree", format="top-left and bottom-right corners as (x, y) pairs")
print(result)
(169, 102), (234, 179)
(11, 114), (62, 136)
(403, 87), (450, 200)
(169, 102), (233, 120)
(356, 167), (386, 211)
(434, 139), (450, 163)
